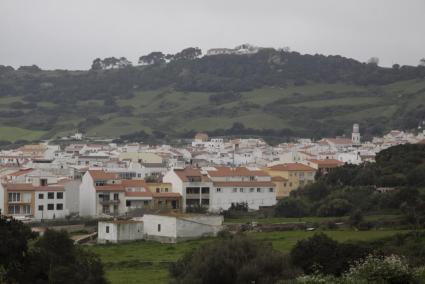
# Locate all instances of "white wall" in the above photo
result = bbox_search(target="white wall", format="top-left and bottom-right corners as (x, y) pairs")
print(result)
(98, 221), (144, 243)
(176, 216), (223, 238)
(64, 180), (81, 214)
(79, 172), (96, 216)
(143, 214), (177, 240)
(209, 186), (276, 212)
(34, 190), (68, 219)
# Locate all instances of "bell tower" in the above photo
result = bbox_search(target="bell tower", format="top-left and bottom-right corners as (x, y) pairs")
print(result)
(352, 123), (361, 145)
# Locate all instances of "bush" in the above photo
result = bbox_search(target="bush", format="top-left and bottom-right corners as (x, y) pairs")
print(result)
(275, 198), (310, 217)
(170, 236), (301, 284)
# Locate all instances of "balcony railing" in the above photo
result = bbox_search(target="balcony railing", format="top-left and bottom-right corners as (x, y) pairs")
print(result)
(99, 199), (120, 205)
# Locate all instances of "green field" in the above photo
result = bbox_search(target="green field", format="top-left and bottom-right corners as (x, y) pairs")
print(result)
(0, 79), (424, 142)
(88, 228), (408, 284)
(0, 126), (47, 142)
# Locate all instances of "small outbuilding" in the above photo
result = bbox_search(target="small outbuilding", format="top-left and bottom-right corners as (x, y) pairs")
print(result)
(143, 213), (223, 243)
(98, 220), (144, 244)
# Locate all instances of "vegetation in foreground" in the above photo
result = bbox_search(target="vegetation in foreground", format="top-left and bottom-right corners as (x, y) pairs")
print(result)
(88, 228), (411, 284)
(0, 216), (107, 284)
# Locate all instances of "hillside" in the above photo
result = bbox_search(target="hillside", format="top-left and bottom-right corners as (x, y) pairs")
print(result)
(0, 49), (424, 143)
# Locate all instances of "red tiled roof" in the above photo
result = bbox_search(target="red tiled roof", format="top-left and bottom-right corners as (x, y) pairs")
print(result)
(271, 176), (288, 182)
(213, 181), (276, 187)
(9, 168), (33, 177)
(4, 183), (64, 191)
(174, 167), (211, 182)
(152, 192), (181, 198)
(269, 163), (316, 172)
(125, 191), (153, 197)
(122, 179), (147, 188)
(89, 170), (118, 180)
(95, 185), (125, 191)
(324, 138), (352, 145)
(307, 159), (344, 168)
(208, 166), (269, 177)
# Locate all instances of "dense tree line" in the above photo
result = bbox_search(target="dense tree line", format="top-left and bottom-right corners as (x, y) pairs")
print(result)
(170, 232), (425, 283)
(275, 144), (425, 223)
(0, 216), (107, 284)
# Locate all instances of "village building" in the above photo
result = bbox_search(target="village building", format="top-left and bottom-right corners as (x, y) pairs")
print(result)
(265, 163), (316, 195)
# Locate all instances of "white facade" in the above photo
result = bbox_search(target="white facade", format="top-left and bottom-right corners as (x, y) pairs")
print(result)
(142, 214), (223, 243)
(34, 190), (68, 220)
(79, 172), (97, 216)
(98, 221), (144, 244)
(209, 185), (276, 212)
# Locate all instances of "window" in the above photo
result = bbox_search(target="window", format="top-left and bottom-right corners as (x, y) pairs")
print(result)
(201, 187), (210, 194)
(8, 193), (20, 202)
(8, 205), (20, 214)
(95, 180), (106, 186)
(102, 205), (110, 214)
(283, 183), (287, 187)
(113, 205), (118, 213)
(126, 200), (131, 207)
(156, 188), (160, 193)
(40, 178), (48, 186)
(289, 182), (293, 187)
(113, 193), (119, 200)
(47, 204), (54, 210)
(48, 192), (54, 199)
(239, 188), (244, 193)
(216, 188), (222, 193)
(233, 188), (237, 193)
(157, 224), (161, 232)
(22, 193), (31, 202)
(38, 205), (44, 211)
(250, 188), (254, 193)
(57, 192), (63, 199)
(106, 226), (109, 233)
(38, 193), (44, 199)
(165, 188), (169, 192)
(56, 203), (63, 210)
(269, 188), (274, 193)
(23, 205), (31, 214)
(257, 188), (261, 193)
(249, 176), (255, 181)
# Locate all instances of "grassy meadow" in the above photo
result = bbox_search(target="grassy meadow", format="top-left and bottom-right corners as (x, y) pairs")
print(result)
(88, 225), (409, 284)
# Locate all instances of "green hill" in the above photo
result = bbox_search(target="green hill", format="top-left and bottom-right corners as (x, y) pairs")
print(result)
(0, 48), (424, 143)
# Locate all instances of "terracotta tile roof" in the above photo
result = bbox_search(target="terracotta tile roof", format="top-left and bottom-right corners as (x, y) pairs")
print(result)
(121, 179), (147, 188)
(269, 163), (316, 172)
(4, 183), (64, 191)
(89, 170), (118, 180)
(271, 176), (288, 182)
(9, 168), (33, 177)
(95, 185), (125, 191)
(324, 138), (353, 145)
(174, 167), (211, 182)
(152, 192), (181, 198)
(125, 191), (153, 197)
(213, 181), (276, 187)
(207, 166), (269, 177)
(307, 159), (344, 168)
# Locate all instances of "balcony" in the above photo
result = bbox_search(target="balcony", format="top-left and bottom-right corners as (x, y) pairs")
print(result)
(99, 199), (120, 205)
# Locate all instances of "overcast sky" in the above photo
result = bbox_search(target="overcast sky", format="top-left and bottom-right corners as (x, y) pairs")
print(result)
(1, 0), (424, 70)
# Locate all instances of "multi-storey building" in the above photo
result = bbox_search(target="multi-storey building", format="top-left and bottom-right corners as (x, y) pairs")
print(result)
(0, 182), (67, 220)
(79, 170), (181, 217)
(265, 163), (316, 195)
(163, 166), (277, 212)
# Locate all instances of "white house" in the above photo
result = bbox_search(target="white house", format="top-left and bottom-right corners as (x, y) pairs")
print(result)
(79, 170), (154, 217)
(98, 220), (144, 244)
(163, 166), (277, 212)
(142, 213), (223, 243)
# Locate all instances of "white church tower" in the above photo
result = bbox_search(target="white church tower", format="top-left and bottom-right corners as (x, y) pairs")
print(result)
(352, 123), (361, 145)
